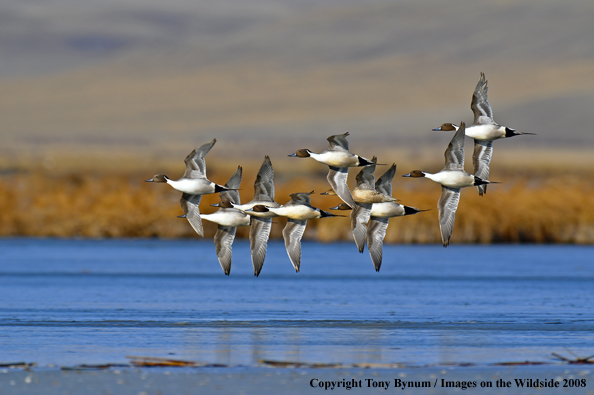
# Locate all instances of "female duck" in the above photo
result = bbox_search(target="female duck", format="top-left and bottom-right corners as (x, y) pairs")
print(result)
(331, 164), (426, 271)
(321, 156), (395, 254)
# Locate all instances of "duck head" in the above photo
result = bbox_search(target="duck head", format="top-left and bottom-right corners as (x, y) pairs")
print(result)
(402, 170), (425, 178)
(145, 174), (168, 183)
(432, 123), (458, 132)
(249, 205), (270, 213)
(288, 149), (312, 158)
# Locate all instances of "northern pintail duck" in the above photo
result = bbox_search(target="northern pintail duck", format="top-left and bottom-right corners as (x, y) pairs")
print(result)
(404, 122), (495, 247)
(331, 164), (427, 271)
(433, 73), (534, 196)
(200, 166), (250, 275)
(231, 156), (280, 277)
(250, 191), (341, 272)
(367, 164), (426, 271)
(288, 132), (373, 208)
(321, 156), (396, 253)
(145, 139), (233, 237)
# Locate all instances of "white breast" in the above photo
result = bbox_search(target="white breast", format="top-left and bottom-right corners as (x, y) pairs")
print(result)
(270, 205), (320, 220)
(167, 178), (214, 195)
(426, 171), (474, 189)
(201, 210), (250, 227)
(465, 124), (505, 141)
(310, 151), (358, 168)
(371, 202), (405, 218)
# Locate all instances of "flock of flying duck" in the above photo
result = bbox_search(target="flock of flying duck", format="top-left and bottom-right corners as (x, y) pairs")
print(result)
(146, 73), (534, 276)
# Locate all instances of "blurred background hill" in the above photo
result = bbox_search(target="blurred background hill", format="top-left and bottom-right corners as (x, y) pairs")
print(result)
(1, 0), (593, 242)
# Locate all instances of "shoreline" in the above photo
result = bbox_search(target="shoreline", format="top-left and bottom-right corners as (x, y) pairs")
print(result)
(1, 364), (592, 395)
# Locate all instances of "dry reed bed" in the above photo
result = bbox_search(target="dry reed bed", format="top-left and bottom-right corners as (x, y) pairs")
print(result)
(1, 168), (593, 244)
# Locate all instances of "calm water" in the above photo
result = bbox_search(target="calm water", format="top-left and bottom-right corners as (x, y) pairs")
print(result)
(0, 238), (593, 367)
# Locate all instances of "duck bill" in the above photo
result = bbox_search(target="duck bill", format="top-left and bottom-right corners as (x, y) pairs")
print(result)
(431, 127), (443, 131)
(211, 203), (220, 207)
(177, 214), (187, 218)
(287, 153), (297, 157)
(144, 178), (154, 182)
(402, 173), (412, 177)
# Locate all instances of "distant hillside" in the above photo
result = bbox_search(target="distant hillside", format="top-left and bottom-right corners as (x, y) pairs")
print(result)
(1, 0), (594, 162)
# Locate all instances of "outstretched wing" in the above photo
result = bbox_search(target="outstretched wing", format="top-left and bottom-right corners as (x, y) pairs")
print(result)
(472, 139), (493, 196)
(327, 132), (350, 151)
(253, 156), (275, 202)
(286, 191), (313, 207)
(438, 187), (461, 247)
(375, 164), (396, 196)
(443, 122), (466, 171)
(214, 225), (236, 275)
(180, 193), (203, 236)
(367, 217), (389, 272)
(220, 166), (242, 204)
(183, 139), (216, 179)
(355, 156), (377, 190)
(471, 72), (495, 125)
(250, 217), (272, 277)
(282, 219), (307, 272)
(351, 203), (372, 253)
(327, 167), (356, 208)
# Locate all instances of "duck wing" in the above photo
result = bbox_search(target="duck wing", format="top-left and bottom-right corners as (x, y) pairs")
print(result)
(438, 187), (461, 247)
(249, 217), (272, 277)
(327, 132), (350, 152)
(282, 219), (307, 272)
(351, 203), (372, 253)
(180, 193), (203, 236)
(443, 122), (466, 171)
(219, 166), (242, 204)
(472, 139), (493, 196)
(367, 217), (389, 272)
(286, 191), (313, 207)
(327, 166), (356, 208)
(183, 139), (216, 179)
(253, 156), (275, 202)
(214, 225), (236, 275)
(355, 156), (377, 190)
(375, 164), (396, 196)
(471, 72), (495, 125)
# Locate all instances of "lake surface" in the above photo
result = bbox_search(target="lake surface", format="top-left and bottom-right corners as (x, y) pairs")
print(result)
(1, 238), (593, 367)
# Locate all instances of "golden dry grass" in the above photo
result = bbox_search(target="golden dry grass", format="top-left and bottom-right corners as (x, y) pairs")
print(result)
(1, 163), (593, 244)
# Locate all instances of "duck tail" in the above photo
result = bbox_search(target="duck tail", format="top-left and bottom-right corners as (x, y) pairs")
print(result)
(403, 206), (430, 216)
(214, 184), (239, 193)
(506, 127), (537, 137)
(320, 210), (344, 218)
(357, 156), (374, 166)
(473, 177), (489, 186)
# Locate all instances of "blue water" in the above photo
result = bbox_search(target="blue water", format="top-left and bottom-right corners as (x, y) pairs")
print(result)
(0, 238), (593, 367)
